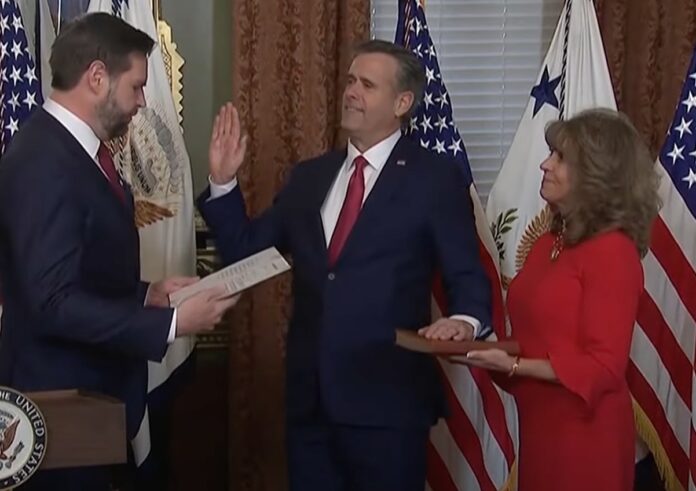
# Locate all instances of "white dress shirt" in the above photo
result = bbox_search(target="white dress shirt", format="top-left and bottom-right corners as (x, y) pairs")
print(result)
(209, 129), (482, 336)
(43, 98), (178, 343)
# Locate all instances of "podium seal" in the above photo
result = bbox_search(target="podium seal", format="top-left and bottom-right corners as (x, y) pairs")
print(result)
(0, 387), (46, 490)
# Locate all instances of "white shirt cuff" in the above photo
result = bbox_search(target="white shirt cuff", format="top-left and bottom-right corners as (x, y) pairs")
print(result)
(209, 175), (238, 199)
(167, 309), (178, 343)
(145, 285), (178, 343)
(144, 284), (152, 305)
(449, 314), (481, 338)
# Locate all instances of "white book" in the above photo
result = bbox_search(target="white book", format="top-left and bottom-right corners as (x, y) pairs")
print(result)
(168, 247), (291, 307)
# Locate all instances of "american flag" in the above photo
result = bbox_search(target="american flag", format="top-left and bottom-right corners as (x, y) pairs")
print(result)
(628, 46), (696, 491)
(395, 1), (516, 489)
(111, 0), (128, 17)
(0, 0), (42, 155)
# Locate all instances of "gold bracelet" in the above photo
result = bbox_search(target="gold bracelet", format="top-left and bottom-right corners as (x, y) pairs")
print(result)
(508, 356), (521, 377)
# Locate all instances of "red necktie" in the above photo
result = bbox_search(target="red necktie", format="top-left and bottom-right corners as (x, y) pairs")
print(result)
(327, 155), (368, 266)
(97, 143), (126, 203)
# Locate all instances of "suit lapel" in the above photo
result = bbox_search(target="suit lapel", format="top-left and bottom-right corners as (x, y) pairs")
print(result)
(123, 182), (136, 218)
(333, 136), (410, 266)
(358, 137), (410, 223)
(308, 151), (346, 259)
(39, 109), (133, 221)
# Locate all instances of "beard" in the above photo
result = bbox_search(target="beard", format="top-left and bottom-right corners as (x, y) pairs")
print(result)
(96, 88), (133, 140)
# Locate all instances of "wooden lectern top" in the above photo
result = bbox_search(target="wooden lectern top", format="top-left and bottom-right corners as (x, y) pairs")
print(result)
(27, 390), (127, 470)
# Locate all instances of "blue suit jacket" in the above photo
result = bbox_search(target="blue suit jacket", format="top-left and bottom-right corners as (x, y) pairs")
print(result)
(198, 136), (491, 428)
(0, 108), (172, 438)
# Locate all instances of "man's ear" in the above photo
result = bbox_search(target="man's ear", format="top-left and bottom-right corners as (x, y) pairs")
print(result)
(84, 60), (109, 96)
(394, 91), (415, 119)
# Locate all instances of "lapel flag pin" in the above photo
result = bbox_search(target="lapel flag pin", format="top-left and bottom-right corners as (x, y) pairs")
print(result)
(396, 159), (406, 166)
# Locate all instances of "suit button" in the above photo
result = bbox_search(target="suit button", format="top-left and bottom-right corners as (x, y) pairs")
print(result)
(327, 272), (335, 281)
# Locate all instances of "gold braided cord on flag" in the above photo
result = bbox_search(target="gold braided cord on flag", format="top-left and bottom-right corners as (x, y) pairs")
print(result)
(632, 399), (684, 491)
(499, 459), (517, 491)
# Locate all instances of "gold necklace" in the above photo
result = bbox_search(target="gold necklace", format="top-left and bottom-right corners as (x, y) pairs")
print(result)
(550, 220), (566, 261)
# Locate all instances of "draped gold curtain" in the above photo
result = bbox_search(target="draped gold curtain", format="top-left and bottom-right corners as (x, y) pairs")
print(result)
(596, 0), (696, 156)
(226, 1), (370, 490)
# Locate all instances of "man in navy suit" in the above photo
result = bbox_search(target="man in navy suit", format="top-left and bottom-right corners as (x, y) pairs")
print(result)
(199, 40), (491, 491)
(0, 13), (239, 490)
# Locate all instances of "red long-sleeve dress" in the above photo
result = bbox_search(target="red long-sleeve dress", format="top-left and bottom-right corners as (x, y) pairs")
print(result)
(504, 230), (641, 490)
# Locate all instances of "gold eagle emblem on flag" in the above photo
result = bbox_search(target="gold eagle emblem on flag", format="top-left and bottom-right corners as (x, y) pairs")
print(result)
(106, 104), (185, 229)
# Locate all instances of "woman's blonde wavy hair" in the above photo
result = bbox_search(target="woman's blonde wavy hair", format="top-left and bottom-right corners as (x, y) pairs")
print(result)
(544, 108), (661, 257)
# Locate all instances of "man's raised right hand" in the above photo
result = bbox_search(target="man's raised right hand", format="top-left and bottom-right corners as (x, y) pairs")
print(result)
(208, 102), (248, 185)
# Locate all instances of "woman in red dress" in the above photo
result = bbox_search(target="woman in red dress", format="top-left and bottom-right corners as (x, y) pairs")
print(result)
(420, 108), (661, 491)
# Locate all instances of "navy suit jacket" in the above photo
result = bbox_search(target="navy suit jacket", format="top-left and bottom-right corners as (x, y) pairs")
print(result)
(0, 108), (172, 438)
(198, 136), (491, 428)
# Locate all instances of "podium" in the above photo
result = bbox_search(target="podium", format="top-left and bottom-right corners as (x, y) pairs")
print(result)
(28, 390), (127, 469)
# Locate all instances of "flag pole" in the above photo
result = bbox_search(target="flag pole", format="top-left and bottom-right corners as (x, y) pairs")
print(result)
(152, 0), (161, 21)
